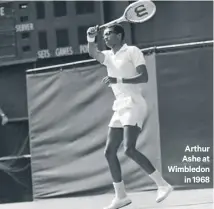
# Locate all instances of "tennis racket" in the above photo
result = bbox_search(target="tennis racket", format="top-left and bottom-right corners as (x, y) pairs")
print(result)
(99, 0), (156, 30)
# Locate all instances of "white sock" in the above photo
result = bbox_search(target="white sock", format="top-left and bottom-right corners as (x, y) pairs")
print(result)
(149, 170), (168, 187)
(113, 181), (127, 199)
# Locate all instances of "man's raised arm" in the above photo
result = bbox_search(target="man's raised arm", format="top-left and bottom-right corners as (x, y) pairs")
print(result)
(87, 26), (105, 64)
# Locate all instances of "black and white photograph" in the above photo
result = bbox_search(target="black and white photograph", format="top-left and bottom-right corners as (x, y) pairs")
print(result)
(0, 1), (213, 209)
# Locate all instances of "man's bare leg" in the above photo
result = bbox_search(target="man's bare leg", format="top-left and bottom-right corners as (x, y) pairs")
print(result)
(123, 125), (173, 203)
(104, 127), (131, 209)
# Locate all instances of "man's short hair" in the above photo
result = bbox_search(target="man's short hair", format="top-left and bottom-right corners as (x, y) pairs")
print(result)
(107, 24), (125, 40)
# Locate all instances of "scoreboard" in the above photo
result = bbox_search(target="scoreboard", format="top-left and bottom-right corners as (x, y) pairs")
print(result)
(0, 1), (105, 66)
(0, 2), (16, 59)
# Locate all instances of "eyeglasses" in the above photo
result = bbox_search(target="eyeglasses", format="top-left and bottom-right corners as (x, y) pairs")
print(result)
(103, 31), (116, 39)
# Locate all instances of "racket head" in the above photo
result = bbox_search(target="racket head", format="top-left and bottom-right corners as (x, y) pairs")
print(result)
(124, 0), (156, 23)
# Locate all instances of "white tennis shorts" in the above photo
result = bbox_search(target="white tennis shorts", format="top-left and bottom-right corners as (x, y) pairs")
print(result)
(108, 96), (148, 129)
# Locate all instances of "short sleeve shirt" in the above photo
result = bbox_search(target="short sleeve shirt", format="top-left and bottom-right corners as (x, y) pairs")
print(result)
(101, 44), (146, 101)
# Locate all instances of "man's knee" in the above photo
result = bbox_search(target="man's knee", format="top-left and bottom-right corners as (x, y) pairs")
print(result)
(104, 128), (123, 159)
(124, 146), (136, 157)
(104, 146), (117, 159)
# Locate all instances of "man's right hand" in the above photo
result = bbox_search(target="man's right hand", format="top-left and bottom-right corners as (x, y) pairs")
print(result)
(87, 25), (105, 64)
(87, 25), (99, 38)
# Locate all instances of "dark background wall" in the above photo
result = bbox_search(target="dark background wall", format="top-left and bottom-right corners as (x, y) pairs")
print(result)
(0, 1), (213, 204)
(132, 1), (213, 48)
(156, 46), (213, 188)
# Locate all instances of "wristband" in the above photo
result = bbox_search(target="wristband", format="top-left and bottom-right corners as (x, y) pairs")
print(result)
(87, 36), (95, 43)
(117, 77), (123, 83)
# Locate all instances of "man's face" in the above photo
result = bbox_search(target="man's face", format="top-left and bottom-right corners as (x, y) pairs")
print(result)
(103, 28), (121, 48)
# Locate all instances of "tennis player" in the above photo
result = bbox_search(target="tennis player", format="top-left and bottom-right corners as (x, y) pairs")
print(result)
(87, 24), (173, 209)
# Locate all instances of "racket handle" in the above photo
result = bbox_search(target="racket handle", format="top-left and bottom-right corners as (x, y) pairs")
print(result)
(99, 17), (125, 31)
(99, 22), (116, 31)
(98, 23), (115, 31)
(98, 24), (108, 31)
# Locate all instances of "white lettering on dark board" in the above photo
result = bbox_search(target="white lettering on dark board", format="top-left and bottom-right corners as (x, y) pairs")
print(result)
(0, 7), (5, 16)
(15, 23), (34, 32)
(37, 50), (51, 59)
(55, 46), (73, 57)
(79, 44), (88, 54)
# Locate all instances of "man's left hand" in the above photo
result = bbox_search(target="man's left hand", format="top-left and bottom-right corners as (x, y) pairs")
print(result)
(102, 76), (117, 85)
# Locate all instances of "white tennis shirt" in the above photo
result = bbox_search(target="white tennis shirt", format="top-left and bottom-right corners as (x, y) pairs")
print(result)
(102, 44), (146, 103)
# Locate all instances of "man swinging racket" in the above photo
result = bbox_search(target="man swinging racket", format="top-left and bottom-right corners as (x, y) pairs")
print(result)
(87, 1), (173, 209)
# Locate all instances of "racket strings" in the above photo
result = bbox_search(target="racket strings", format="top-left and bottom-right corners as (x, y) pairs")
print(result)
(125, 1), (156, 23)
(126, 7), (146, 22)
